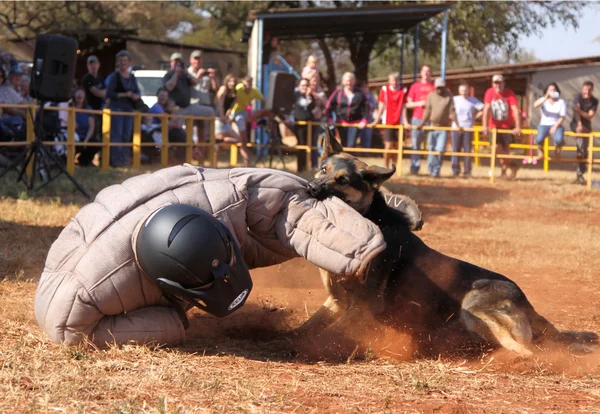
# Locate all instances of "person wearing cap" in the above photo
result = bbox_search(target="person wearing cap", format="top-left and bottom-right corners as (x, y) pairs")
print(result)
(404, 65), (435, 175)
(106, 50), (142, 167)
(187, 50), (219, 108)
(81, 55), (106, 141)
(163, 52), (215, 163)
(481, 74), (521, 179)
(415, 77), (458, 177)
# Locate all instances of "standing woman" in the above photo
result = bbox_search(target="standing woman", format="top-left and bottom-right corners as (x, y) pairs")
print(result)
(106, 50), (141, 167)
(293, 78), (316, 172)
(71, 87), (98, 166)
(533, 82), (566, 159)
(215, 74), (249, 166)
(325, 72), (367, 148)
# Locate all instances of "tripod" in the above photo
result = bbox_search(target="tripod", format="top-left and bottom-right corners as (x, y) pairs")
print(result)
(254, 112), (287, 169)
(0, 103), (91, 199)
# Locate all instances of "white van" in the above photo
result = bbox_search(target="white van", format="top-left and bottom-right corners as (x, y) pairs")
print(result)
(132, 69), (167, 109)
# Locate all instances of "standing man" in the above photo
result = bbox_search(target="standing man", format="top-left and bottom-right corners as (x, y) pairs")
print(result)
(404, 65), (435, 175)
(481, 74), (521, 179)
(416, 77), (457, 177)
(188, 50), (219, 109)
(81, 55), (106, 140)
(569, 81), (598, 185)
(452, 81), (483, 178)
(163, 52), (215, 163)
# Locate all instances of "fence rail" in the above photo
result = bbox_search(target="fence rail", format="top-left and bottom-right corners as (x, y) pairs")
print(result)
(0, 104), (597, 189)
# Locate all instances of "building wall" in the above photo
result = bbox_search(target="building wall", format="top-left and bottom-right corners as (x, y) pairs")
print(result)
(528, 65), (600, 128)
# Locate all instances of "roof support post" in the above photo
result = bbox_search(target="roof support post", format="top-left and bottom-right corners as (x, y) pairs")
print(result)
(256, 17), (264, 99)
(441, 9), (449, 79)
(400, 33), (405, 80)
(413, 25), (419, 81)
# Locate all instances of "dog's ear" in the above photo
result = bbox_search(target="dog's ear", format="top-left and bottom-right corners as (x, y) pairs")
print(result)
(321, 124), (344, 159)
(362, 164), (396, 188)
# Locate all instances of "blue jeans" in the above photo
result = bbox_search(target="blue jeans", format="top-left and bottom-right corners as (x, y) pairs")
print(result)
(338, 126), (360, 148)
(110, 113), (133, 167)
(360, 127), (373, 149)
(535, 125), (564, 147)
(427, 129), (448, 177)
(451, 130), (473, 175)
(411, 118), (426, 174)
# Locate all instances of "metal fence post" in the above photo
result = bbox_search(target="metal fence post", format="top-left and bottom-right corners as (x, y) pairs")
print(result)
(102, 108), (111, 171)
(26, 103), (36, 177)
(66, 107), (76, 174)
(474, 129), (480, 167)
(161, 113), (169, 167)
(586, 132), (594, 189)
(186, 117), (194, 164)
(489, 129), (497, 184)
(132, 112), (142, 169)
(397, 124), (404, 177)
(543, 137), (549, 174)
(208, 117), (216, 167)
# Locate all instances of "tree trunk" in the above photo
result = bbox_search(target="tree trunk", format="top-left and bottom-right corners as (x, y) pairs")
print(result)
(348, 34), (378, 84)
(317, 37), (337, 94)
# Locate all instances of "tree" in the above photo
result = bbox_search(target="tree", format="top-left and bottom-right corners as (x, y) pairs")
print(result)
(200, 0), (589, 88)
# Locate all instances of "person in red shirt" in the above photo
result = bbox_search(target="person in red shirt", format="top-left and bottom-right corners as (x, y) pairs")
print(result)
(404, 65), (435, 175)
(371, 72), (407, 168)
(482, 74), (522, 179)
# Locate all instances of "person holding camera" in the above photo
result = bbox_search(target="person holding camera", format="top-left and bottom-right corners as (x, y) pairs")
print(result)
(106, 50), (142, 168)
(163, 53), (215, 164)
(533, 82), (566, 161)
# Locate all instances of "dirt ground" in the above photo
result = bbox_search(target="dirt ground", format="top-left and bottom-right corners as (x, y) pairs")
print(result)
(1, 162), (600, 413)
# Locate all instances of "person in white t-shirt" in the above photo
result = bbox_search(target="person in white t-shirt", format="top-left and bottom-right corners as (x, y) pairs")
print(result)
(451, 81), (484, 177)
(533, 82), (566, 159)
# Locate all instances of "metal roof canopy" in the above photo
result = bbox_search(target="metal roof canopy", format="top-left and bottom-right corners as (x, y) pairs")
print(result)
(251, 3), (454, 40)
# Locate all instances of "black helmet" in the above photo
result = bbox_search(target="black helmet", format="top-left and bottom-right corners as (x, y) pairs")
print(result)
(135, 204), (252, 318)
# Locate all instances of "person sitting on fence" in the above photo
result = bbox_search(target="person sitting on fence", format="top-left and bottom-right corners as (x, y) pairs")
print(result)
(145, 88), (186, 163)
(451, 80), (483, 178)
(106, 50), (142, 168)
(33, 164), (386, 348)
(325, 72), (368, 149)
(533, 82), (566, 161)
(214, 74), (249, 166)
(371, 72), (407, 169)
(229, 76), (270, 158)
(415, 77), (458, 178)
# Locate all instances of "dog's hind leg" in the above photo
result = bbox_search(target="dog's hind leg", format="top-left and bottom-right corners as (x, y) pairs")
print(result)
(461, 280), (534, 357)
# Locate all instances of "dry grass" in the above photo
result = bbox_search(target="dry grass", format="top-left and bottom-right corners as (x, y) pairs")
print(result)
(1, 160), (600, 413)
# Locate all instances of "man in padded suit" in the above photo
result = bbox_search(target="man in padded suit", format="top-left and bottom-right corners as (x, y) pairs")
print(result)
(34, 165), (387, 348)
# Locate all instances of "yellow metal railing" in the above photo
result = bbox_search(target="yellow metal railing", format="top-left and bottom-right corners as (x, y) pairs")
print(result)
(0, 104), (597, 189)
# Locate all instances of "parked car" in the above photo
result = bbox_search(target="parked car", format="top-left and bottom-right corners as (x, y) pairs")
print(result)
(132, 69), (167, 109)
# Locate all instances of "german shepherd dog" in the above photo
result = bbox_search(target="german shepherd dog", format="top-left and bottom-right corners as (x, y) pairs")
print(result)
(301, 127), (598, 358)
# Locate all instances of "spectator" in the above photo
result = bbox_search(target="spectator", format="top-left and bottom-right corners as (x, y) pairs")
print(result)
(482, 74), (521, 179)
(293, 78), (317, 172)
(71, 87), (98, 166)
(325, 72), (367, 148)
(106, 50), (141, 167)
(0, 66), (27, 120)
(8, 67), (24, 95)
(452, 81), (483, 178)
(188, 50), (219, 108)
(229, 76), (268, 157)
(214, 74), (248, 165)
(360, 81), (377, 150)
(147, 87), (186, 140)
(404, 65), (435, 175)
(532, 82), (566, 161)
(569, 81), (598, 185)
(416, 77), (457, 177)
(81, 55), (106, 139)
(20, 75), (33, 103)
(371, 72), (406, 169)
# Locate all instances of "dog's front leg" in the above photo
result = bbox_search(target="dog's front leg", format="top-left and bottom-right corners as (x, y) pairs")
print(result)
(295, 268), (349, 335)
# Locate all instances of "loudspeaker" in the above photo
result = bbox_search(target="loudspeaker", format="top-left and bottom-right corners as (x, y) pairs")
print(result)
(265, 71), (296, 115)
(30, 34), (78, 102)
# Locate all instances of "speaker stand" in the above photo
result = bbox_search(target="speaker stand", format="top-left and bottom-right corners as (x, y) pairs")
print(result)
(254, 114), (286, 169)
(0, 104), (91, 199)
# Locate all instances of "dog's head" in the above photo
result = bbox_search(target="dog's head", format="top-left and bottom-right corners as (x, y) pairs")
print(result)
(307, 125), (396, 215)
